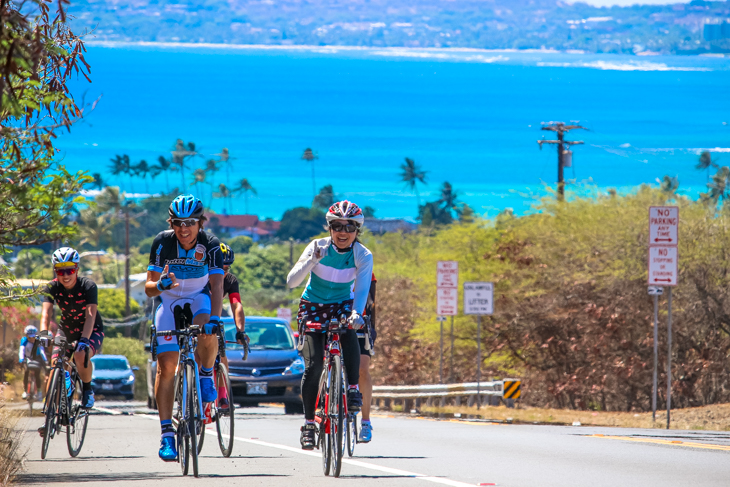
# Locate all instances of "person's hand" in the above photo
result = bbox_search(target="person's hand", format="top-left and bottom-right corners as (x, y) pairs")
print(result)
(312, 240), (330, 260)
(349, 312), (365, 330)
(204, 318), (220, 335)
(236, 330), (250, 354)
(156, 265), (179, 291)
(75, 337), (91, 353)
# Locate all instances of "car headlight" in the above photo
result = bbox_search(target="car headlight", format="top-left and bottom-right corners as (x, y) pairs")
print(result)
(123, 374), (135, 384)
(283, 357), (305, 376)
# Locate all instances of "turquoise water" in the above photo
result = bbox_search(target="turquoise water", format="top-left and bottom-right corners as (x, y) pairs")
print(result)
(62, 45), (730, 220)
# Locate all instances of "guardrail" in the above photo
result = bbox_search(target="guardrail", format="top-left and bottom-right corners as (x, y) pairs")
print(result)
(372, 379), (521, 411)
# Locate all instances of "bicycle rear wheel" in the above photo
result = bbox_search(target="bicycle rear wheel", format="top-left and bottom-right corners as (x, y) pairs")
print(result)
(40, 369), (59, 460)
(215, 363), (235, 457)
(330, 355), (344, 477)
(347, 413), (357, 457)
(187, 363), (200, 478)
(67, 375), (89, 457)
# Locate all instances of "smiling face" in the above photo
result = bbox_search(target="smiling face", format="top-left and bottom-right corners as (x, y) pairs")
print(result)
(329, 219), (358, 250)
(173, 220), (200, 250)
(55, 266), (79, 289)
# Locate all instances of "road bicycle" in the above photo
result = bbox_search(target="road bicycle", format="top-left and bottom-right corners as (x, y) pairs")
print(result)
(314, 315), (351, 477)
(346, 316), (372, 458)
(151, 304), (205, 477)
(23, 358), (43, 415)
(198, 325), (247, 458)
(38, 333), (90, 460)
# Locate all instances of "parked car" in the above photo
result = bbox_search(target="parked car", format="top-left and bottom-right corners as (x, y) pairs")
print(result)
(90, 354), (138, 400)
(145, 316), (304, 414)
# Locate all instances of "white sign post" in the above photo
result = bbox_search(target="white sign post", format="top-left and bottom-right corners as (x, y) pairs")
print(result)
(437, 261), (458, 384)
(463, 282), (494, 409)
(648, 206), (678, 429)
(276, 307), (292, 323)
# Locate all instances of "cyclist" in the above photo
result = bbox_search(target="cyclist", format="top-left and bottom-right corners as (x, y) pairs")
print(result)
(19, 325), (47, 400)
(287, 200), (373, 450)
(38, 247), (104, 413)
(358, 273), (377, 442)
(145, 194), (225, 462)
(217, 242), (247, 410)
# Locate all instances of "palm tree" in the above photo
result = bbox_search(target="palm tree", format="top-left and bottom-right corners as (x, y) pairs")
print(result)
(95, 186), (125, 214)
(204, 158), (220, 203)
(696, 151), (719, 182)
(171, 139), (199, 191)
(134, 159), (151, 193)
(657, 175), (679, 194)
(399, 157), (428, 211)
(154, 155), (174, 192)
(302, 148), (318, 200)
(108, 155), (130, 191)
(213, 183), (233, 214)
(215, 148), (234, 181)
(91, 173), (105, 190)
(702, 166), (730, 207)
(439, 181), (458, 211)
(235, 178), (257, 214)
(191, 168), (207, 199)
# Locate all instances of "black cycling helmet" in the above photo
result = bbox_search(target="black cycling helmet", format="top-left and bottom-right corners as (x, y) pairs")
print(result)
(169, 194), (204, 219)
(220, 243), (235, 266)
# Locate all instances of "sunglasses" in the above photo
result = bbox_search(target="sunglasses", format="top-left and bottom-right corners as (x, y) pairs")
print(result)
(172, 218), (199, 228)
(55, 267), (78, 276)
(329, 222), (358, 233)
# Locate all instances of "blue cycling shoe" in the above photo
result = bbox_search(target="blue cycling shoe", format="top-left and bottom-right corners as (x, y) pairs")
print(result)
(359, 422), (373, 443)
(82, 389), (95, 409)
(159, 436), (178, 462)
(200, 379), (217, 403)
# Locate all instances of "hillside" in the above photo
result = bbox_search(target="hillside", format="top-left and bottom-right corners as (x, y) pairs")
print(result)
(69, 0), (730, 54)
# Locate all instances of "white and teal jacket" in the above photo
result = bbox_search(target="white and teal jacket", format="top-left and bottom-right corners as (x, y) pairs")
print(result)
(287, 237), (373, 314)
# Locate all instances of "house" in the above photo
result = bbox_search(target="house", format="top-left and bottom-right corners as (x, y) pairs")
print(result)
(207, 213), (281, 241)
(363, 218), (418, 234)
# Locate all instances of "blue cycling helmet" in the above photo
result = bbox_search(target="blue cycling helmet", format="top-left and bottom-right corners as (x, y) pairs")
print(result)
(169, 194), (204, 219)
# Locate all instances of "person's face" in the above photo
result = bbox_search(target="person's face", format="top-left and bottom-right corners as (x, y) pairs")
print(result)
(55, 265), (79, 289)
(171, 219), (200, 248)
(27, 335), (36, 343)
(329, 219), (358, 249)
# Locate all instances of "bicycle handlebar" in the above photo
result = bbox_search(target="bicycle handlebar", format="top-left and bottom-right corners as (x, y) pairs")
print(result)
(155, 325), (202, 338)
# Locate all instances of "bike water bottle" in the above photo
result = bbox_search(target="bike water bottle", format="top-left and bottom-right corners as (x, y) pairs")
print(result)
(64, 371), (74, 397)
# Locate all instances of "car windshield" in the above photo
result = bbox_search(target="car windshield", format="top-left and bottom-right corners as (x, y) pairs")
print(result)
(225, 322), (294, 350)
(92, 357), (129, 371)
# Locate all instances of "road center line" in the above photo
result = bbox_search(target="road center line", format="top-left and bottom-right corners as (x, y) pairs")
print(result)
(209, 426), (478, 487)
(588, 434), (730, 451)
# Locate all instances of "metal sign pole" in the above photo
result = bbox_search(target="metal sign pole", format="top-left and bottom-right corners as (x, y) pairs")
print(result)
(450, 315), (454, 383)
(439, 318), (444, 384)
(477, 315), (481, 410)
(667, 287), (672, 429)
(652, 293), (659, 422)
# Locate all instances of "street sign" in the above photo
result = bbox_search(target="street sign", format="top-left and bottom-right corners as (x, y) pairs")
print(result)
(437, 287), (458, 316)
(649, 207), (679, 246)
(276, 307), (292, 322)
(436, 316), (447, 322)
(647, 286), (664, 296)
(463, 282), (494, 315)
(437, 261), (459, 288)
(648, 247), (678, 286)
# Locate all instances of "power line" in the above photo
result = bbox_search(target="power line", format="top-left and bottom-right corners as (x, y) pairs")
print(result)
(537, 121), (587, 201)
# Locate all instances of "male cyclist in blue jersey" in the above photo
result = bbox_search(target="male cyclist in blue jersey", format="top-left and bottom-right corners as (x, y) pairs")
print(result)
(145, 195), (225, 462)
(287, 200), (374, 450)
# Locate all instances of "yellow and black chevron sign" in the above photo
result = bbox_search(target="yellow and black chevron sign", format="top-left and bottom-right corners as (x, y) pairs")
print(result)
(503, 379), (521, 400)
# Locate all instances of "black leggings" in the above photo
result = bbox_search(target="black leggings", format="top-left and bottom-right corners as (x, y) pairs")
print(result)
(301, 331), (360, 420)
(23, 366), (43, 393)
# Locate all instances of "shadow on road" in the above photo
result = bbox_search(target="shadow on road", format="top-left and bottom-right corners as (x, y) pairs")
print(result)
(25, 456), (144, 462)
(340, 475), (417, 479)
(202, 474), (289, 478)
(355, 456), (427, 459)
(18, 472), (172, 484)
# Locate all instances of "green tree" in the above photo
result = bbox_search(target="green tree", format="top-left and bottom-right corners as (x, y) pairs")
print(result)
(702, 166), (730, 207)
(213, 183), (233, 214)
(657, 175), (679, 194)
(153, 155), (174, 192)
(302, 148), (319, 200)
(312, 184), (334, 211)
(13, 249), (46, 278)
(234, 178), (257, 214)
(228, 236), (254, 254)
(171, 139), (198, 191)
(399, 157), (428, 213)
(191, 168), (207, 199)
(97, 289), (140, 320)
(91, 173), (105, 191)
(696, 151), (719, 182)
(134, 159), (151, 193)
(277, 207), (326, 240)
(363, 206), (376, 218)
(1, 0), (92, 301)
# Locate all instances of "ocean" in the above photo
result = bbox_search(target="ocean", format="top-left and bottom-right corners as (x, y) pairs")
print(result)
(62, 44), (730, 220)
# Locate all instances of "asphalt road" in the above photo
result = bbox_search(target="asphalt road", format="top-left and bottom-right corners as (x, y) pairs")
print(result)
(17, 401), (730, 487)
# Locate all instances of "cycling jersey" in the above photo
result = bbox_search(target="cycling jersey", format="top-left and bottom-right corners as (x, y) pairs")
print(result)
(41, 277), (104, 334)
(19, 337), (47, 363)
(147, 229), (224, 298)
(223, 272), (241, 304)
(287, 237), (373, 314)
(148, 229), (224, 354)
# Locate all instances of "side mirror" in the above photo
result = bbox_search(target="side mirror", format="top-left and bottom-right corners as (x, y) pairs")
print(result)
(132, 366), (140, 372)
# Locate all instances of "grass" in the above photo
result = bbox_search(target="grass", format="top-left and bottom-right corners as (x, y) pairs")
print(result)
(413, 402), (730, 430)
(0, 385), (25, 486)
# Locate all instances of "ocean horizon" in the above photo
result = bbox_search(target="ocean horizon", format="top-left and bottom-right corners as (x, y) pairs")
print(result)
(62, 43), (730, 221)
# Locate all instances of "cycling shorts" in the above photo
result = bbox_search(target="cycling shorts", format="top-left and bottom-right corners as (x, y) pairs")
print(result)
(52, 326), (104, 362)
(154, 290), (211, 354)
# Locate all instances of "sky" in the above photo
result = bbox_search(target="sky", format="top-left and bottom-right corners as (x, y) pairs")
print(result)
(571, 0), (690, 5)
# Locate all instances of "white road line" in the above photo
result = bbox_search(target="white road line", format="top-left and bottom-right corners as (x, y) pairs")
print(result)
(92, 406), (122, 415)
(209, 426), (477, 487)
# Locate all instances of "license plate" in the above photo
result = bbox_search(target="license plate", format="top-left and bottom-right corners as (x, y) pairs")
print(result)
(247, 382), (267, 395)
(101, 383), (114, 390)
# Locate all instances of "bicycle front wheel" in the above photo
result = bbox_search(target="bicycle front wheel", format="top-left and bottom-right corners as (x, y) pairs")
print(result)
(187, 363), (200, 478)
(215, 363), (235, 457)
(329, 355), (344, 477)
(175, 369), (190, 476)
(318, 367), (331, 476)
(347, 413), (357, 457)
(67, 375), (89, 457)
(40, 369), (59, 460)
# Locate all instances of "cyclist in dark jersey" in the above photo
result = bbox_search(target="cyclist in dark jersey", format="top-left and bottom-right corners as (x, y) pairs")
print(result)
(218, 242), (247, 410)
(39, 247), (104, 410)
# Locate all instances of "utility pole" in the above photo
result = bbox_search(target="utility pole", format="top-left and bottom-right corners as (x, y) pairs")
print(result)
(301, 148), (319, 200)
(537, 122), (586, 201)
